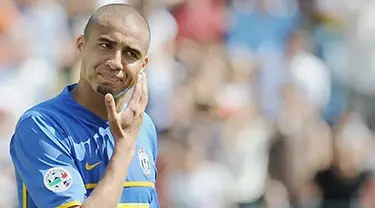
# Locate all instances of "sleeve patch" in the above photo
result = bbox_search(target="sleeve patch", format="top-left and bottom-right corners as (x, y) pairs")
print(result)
(43, 167), (73, 193)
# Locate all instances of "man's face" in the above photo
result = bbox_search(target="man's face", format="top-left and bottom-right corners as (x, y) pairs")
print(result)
(77, 18), (149, 97)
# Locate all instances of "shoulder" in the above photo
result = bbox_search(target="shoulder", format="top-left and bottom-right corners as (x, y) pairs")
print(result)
(16, 87), (70, 127)
(12, 97), (69, 146)
(143, 112), (154, 125)
(142, 113), (157, 134)
(12, 88), (68, 128)
(10, 105), (72, 161)
(142, 113), (157, 143)
(16, 98), (63, 130)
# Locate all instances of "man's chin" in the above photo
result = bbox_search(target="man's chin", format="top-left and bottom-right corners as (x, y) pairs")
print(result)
(112, 87), (133, 99)
(96, 84), (132, 99)
(96, 84), (114, 96)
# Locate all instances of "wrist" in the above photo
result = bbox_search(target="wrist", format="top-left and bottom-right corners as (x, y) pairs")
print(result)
(114, 140), (136, 157)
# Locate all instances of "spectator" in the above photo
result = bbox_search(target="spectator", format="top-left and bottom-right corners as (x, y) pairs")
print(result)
(305, 113), (374, 208)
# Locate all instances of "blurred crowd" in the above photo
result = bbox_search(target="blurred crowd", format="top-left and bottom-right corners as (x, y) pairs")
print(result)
(1, 0), (375, 207)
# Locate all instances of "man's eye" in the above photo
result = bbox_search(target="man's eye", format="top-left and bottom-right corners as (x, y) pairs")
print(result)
(100, 43), (111, 49)
(126, 51), (138, 58)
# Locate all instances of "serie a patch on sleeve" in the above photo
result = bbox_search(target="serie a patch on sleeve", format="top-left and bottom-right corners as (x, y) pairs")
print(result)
(43, 167), (73, 192)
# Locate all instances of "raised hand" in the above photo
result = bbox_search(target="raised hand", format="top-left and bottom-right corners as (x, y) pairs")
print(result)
(104, 73), (148, 152)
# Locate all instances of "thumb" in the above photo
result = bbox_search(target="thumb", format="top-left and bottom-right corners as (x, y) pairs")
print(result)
(105, 93), (117, 121)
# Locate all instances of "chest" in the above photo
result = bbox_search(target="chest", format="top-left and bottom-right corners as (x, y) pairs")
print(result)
(68, 123), (157, 198)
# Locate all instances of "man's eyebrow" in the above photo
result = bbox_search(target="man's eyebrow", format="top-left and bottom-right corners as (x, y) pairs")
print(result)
(98, 36), (145, 56)
(97, 37), (116, 45)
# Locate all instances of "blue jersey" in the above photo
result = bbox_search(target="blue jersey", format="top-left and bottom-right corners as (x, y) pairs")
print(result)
(10, 84), (159, 208)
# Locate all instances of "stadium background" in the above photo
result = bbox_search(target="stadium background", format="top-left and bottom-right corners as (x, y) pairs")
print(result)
(1, 0), (375, 207)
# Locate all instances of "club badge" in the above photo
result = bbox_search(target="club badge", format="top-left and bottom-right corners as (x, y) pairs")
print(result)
(138, 147), (151, 176)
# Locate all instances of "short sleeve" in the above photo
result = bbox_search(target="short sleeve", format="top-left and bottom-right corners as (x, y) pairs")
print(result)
(144, 113), (160, 208)
(10, 112), (86, 208)
(150, 188), (160, 208)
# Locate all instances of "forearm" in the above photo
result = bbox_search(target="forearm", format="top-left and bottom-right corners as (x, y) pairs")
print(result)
(81, 144), (134, 208)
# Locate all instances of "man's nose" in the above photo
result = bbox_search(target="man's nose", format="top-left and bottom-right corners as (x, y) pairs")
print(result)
(105, 50), (123, 71)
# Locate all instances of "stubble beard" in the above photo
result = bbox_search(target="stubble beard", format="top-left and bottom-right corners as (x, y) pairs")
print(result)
(96, 84), (113, 96)
(96, 84), (131, 99)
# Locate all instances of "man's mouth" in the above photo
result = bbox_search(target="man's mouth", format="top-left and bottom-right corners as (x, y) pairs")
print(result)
(99, 73), (121, 83)
(98, 72), (136, 91)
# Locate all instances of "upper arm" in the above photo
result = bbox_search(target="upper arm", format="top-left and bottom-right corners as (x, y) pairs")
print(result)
(10, 113), (86, 208)
(144, 114), (160, 206)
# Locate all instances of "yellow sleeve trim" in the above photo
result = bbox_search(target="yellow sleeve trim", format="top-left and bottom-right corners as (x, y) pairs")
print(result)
(124, 181), (155, 188)
(55, 200), (81, 208)
(118, 203), (150, 208)
(23, 183), (27, 208)
(85, 181), (155, 189)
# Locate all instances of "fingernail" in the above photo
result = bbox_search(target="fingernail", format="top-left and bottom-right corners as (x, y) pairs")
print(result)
(105, 94), (111, 101)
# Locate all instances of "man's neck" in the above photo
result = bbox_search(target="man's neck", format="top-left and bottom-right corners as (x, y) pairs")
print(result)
(71, 80), (108, 120)
(71, 80), (129, 120)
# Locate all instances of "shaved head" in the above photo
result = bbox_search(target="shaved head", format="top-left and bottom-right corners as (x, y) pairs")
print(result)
(83, 3), (151, 52)
(77, 3), (151, 98)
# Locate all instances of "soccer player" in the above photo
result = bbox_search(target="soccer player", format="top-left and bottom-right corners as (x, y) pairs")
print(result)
(9, 3), (159, 208)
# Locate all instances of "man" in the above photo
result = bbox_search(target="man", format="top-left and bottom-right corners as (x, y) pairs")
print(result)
(9, 3), (159, 208)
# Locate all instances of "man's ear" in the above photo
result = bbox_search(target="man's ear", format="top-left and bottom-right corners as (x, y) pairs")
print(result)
(140, 57), (149, 72)
(76, 35), (85, 53)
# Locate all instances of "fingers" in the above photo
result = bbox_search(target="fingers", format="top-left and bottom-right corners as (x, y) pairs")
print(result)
(127, 73), (144, 113)
(105, 93), (125, 139)
(121, 73), (147, 126)
(105, 93), (117, 121)
(132, 73), (144, 102)
(106, 73), (147, 140)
